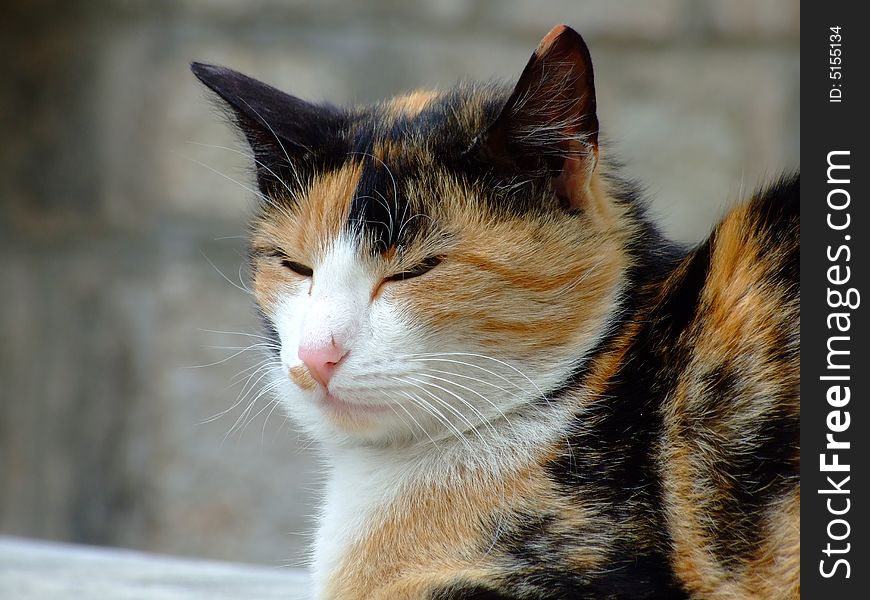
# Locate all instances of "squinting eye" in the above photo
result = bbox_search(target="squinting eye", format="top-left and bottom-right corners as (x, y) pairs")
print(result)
(385, 256), (443, 281)
(281, 259), (313, 277)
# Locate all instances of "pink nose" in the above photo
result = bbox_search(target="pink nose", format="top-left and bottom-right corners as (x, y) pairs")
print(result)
(298, 340), (348, 387)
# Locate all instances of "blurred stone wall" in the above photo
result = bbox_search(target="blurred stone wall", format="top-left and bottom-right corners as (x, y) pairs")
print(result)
(0, 0), (798, 566)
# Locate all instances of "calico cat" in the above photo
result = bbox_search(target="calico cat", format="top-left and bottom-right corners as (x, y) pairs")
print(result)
(192, 25), (799, 600)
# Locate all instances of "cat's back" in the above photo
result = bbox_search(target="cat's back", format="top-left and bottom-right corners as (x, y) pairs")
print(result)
(653, 174), (800, 599)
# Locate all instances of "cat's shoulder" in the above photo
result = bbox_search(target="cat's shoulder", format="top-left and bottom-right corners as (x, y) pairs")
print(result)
(644, 173), (798, 343)
(711, 173), (799, 279)
(683, 171), (799, 389)
(702, 172), (799, 323)
(633, 172), (800, 402)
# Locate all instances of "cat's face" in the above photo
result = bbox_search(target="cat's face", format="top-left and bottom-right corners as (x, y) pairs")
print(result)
(194, 26), (630, 446)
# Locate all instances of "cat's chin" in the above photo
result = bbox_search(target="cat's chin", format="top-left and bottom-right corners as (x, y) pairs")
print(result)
(318, 391), (391, 419)
(292, 387), (413, 445)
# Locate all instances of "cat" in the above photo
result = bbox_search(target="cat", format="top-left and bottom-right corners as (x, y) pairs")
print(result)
(192, 24), (799, 600)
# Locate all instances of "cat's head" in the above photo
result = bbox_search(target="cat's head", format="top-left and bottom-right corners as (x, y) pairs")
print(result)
(193, 25), (635, 447)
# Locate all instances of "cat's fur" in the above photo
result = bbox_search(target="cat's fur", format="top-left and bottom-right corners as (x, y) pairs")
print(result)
(192, 25), (799, 600)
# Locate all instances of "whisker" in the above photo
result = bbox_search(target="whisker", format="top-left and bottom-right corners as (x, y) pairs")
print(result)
(386, 390), (441, 449)
(184, 344), (273, 369)
(200, 250), (252, 295)
(198, 328), (276, 342)
(186, 140), (296, 199)
(404, 374), (499, 438)
(417, 367), (521, 401)
(403, 390), (474, 452)
(198, 359), (275, 424)
(228, 359), (276, 387)
(395, 376), (486, 446)
(401, 352), (547, 401)
(413, 371), (516, 434)
(210, 362), (282, 426)
(391, 382), (472, 450)
(401, 356), (534, 398)
(227, 377), (285, 441)
(178, 153), (278, 208)
(260, 397), (285, 442)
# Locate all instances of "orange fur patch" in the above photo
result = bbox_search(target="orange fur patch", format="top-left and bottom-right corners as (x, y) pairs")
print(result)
(251, 161), (363, 262)
(387, 89), (438, 118)
(395, 174), (630, 353)
(289, 364), (317, 391)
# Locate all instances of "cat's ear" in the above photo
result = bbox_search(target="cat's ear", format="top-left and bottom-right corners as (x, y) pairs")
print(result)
(191, 62), (345, 196)
(481, 25), (599, 210)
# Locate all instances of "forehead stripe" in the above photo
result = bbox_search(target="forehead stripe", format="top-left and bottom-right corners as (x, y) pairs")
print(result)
(346, 153), (428, 253)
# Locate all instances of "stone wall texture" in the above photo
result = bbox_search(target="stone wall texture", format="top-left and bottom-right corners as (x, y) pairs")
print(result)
(1, 0), (798, 566)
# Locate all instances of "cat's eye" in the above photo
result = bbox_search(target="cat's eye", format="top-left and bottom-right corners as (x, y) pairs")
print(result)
(385, 256), (443, 281)
(281, 259), (313, 277)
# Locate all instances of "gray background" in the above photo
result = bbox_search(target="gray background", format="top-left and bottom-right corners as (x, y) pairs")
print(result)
(0, 0), (798, 567)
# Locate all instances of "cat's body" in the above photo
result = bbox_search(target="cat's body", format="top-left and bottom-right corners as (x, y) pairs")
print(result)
(193, 25), (799, 600)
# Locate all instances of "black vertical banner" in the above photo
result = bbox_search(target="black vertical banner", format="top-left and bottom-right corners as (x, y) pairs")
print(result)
(802, 2), (869, 598)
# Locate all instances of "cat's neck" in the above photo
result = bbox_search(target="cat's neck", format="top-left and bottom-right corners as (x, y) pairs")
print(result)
(311, 400), (575, 586)
(321, 390), (579, 485)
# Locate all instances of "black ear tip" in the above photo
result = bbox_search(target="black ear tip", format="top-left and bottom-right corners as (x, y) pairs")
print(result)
(190, 61), (221, 82)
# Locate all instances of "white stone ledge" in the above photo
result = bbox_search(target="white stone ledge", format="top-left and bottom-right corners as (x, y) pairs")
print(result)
(0, 536), (310, 599)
